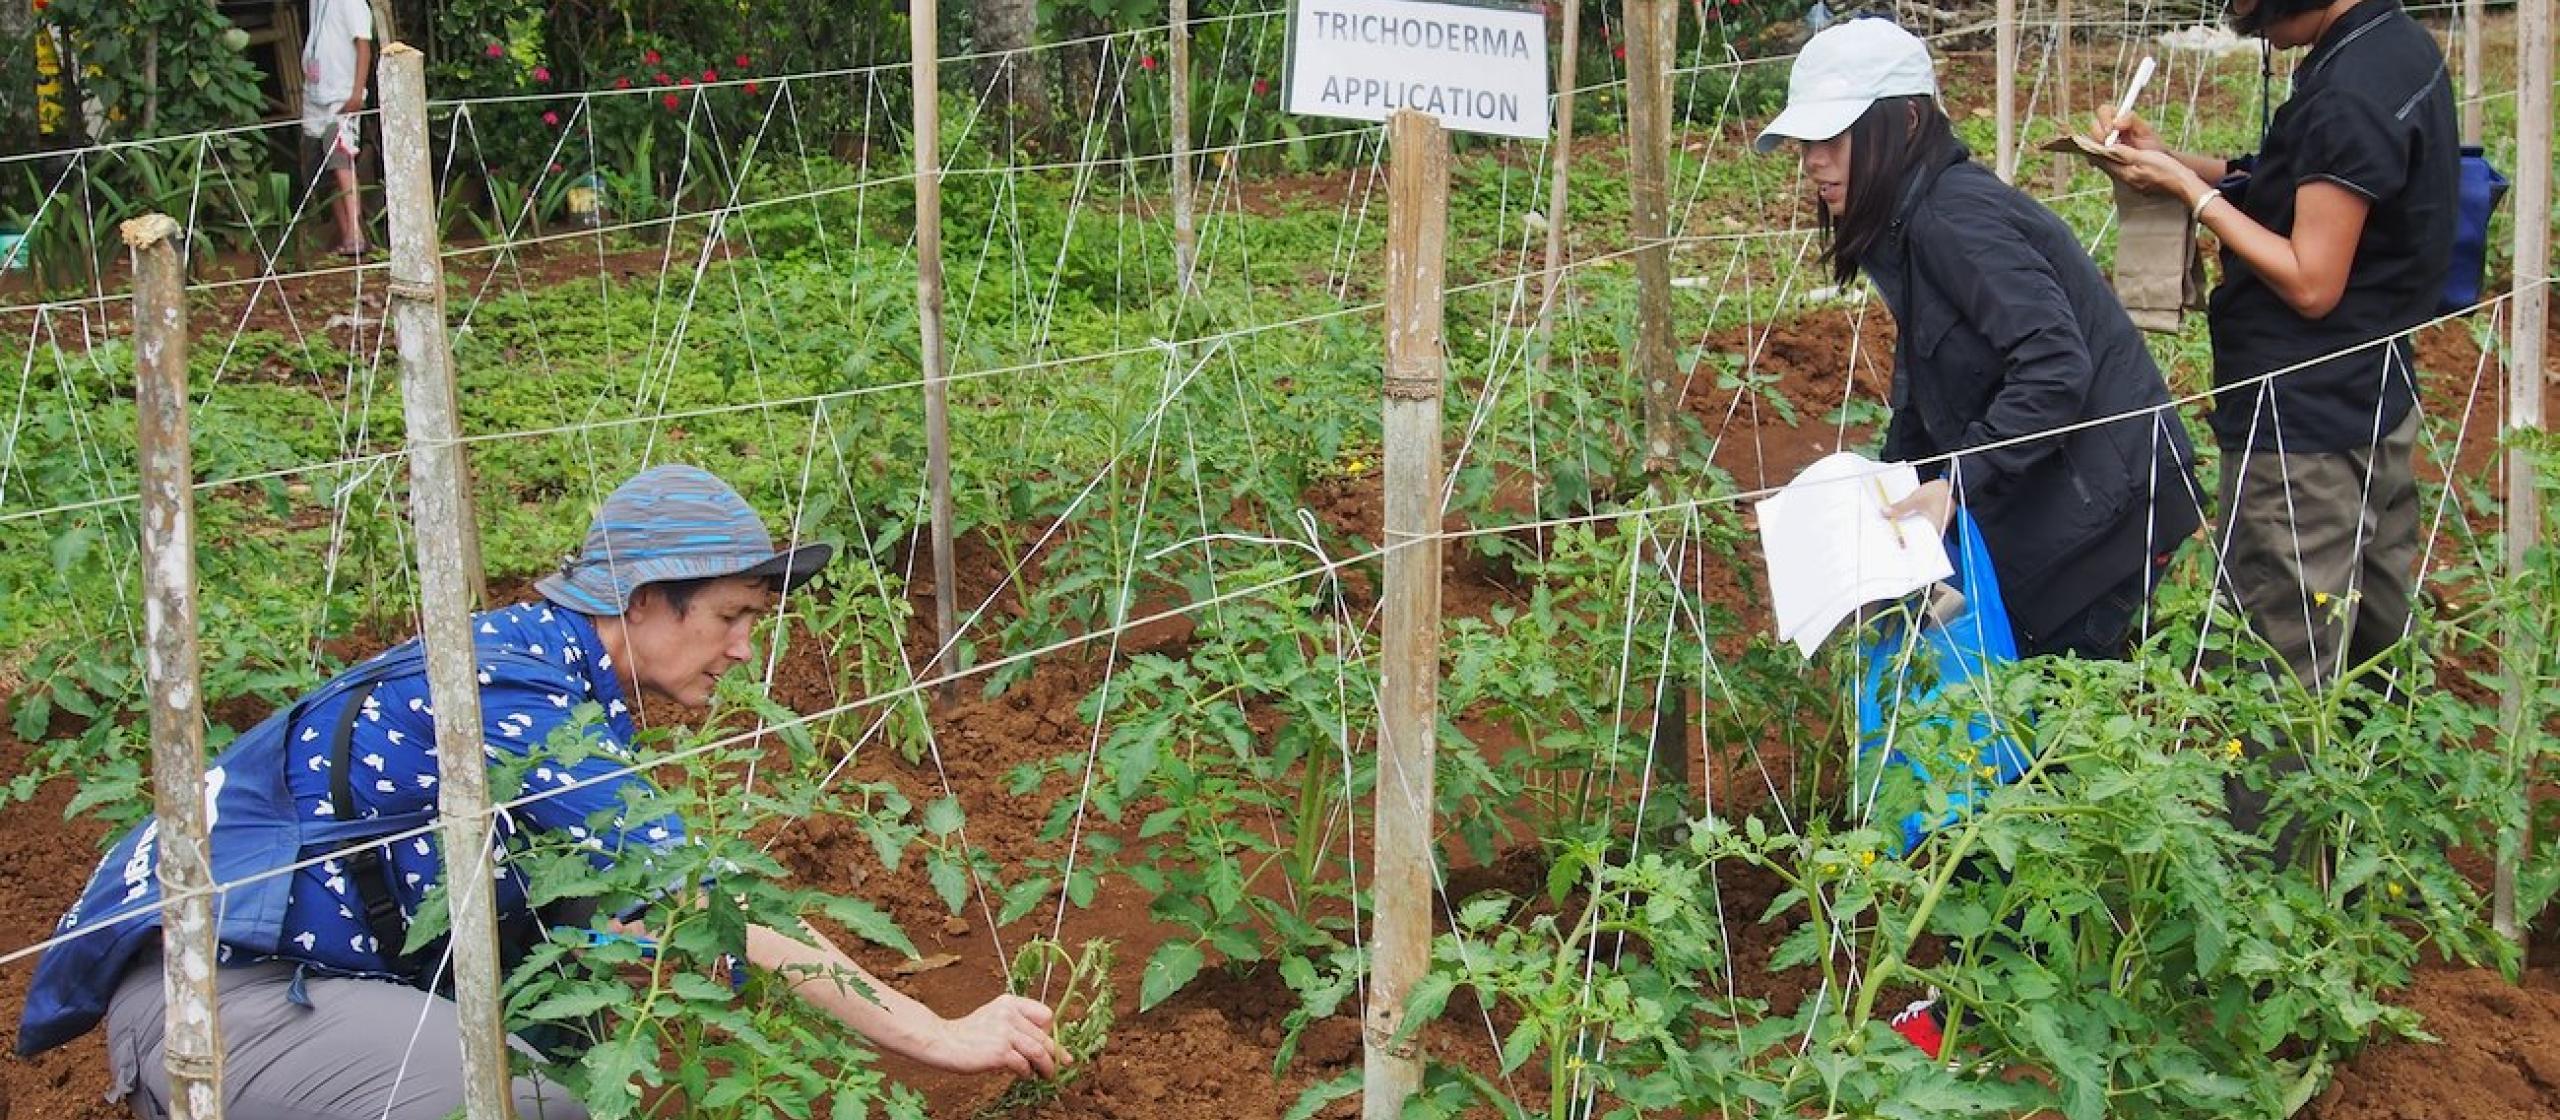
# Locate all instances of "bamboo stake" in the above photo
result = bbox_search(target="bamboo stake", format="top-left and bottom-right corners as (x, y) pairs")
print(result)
(2460, 0), (2486, 144)
(2054, 0), (2069, 133)
(1170, 0), (1197, 294)
(2495, 0), (2553, 947)
(1533, 0), (1582, 362)
(913, 0), (960, 700)
(378, 44), (513, 1120)
(1364, 108), (1447, 1120)
(1995, 0), (2018, 181)
(1529, 0), (1583, 557)
(2051, 0), (2071, 189)
(129, 212), (225, 1120)
(1625, 0), (1676, 470)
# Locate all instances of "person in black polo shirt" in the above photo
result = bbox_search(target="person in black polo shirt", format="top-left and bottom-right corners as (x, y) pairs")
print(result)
(2096, 0), (2453, 729)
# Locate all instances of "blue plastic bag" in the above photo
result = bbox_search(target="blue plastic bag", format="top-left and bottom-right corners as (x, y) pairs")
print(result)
(1856, 509), (2033, 855)
(2440, 147), (2509, 314)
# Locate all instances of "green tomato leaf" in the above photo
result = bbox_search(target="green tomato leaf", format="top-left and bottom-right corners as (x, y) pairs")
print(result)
(819, 896), (920, 958)
(1139, 938), (1204, 1011)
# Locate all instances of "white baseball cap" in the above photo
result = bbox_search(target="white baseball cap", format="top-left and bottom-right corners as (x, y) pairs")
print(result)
(1754, 19), (1940, 153)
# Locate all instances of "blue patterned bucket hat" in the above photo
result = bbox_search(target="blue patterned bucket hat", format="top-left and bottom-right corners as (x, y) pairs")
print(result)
(536, 465), (833, 616)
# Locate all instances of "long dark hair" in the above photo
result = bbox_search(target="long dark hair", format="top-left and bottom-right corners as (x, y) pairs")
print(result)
(1818, 95), (1957, 285)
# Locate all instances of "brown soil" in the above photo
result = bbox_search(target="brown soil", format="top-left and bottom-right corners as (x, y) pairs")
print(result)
(2308, 966), (2560, 1120)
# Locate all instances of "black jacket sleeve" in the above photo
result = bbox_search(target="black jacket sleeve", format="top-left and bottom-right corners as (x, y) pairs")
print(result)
(1884, 386), (1925, 465)
(1908, 209), (2097, 499)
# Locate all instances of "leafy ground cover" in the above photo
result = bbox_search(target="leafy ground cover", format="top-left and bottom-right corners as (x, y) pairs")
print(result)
(2, 22), (2558, 1120)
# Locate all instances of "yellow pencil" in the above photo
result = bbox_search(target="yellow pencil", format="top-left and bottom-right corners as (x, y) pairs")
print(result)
(1873, 479), (1908, 548)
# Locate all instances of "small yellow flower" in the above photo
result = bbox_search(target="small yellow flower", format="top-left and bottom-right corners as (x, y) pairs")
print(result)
(2314, 591), (2334, 607)
(1346, 458), (1367, 474)
(1859, 850), (1877, 868)
(2386, 881), (2405, 899)
(2223, 738), (2245, 760)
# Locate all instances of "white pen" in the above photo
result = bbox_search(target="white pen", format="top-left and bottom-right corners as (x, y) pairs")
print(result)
(2102, 56), (2157, 148)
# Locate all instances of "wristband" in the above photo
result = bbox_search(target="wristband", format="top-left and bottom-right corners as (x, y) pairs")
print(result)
(2192, 187), (2223, 223)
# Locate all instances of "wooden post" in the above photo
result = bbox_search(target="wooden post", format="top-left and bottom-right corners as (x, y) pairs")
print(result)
(1623, 0), (1689, 806)
(2494, 0), (2553, 946)
(1170, 0), (1197, 294)
(1365, 108), (1447, 1120)
(1995, 0), (2018, 181)
(2460, 0), (2486, 144)
(1533, 0), (1582, 360)
(368, 47), (482, 609)
(378, 44), (514, 1120)
(912, 0), (960, 697)
(1624, 0), (1676, 469)
(129, 212), (225, 1120)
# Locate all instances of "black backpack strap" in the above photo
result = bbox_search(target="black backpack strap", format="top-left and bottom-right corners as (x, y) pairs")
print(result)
(325, 680), (437, 980)
(320, 647), (578, 987)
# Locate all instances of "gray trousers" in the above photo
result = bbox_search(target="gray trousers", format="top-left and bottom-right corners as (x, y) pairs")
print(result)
(2214, 409), (2420, 845)
(2215, 409), (2421, 693)
(106, 953), (587, 1120)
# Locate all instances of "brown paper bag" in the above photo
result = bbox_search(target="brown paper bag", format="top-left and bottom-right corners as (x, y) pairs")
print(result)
(2043, 135), (2204, 333)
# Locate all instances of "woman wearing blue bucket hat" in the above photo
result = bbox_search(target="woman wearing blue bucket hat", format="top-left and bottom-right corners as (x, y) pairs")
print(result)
(23, 465), (1067, 1118)
(1760, 18), (2203, 662)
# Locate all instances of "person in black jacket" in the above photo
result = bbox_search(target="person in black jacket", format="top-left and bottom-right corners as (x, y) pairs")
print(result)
(1758, 18), (2204, 659)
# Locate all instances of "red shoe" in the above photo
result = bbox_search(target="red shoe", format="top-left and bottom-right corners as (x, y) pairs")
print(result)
(1889, 996), (1947, 1059)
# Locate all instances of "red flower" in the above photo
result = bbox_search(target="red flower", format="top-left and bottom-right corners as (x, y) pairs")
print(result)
(542, 111), (560, 127)
(549, 162), (564, 174)
(485, 42), (504, 59)
(614, 76), (633, 89)
(1613, 44), (1625, 59)
(1139, 55), (1159, 71)
(702, 68), (718, 82)
(532, 66), (551, 83)
(663, 93), (680, 110)
(745, 81), (761, 95)
(1252, 78), (1270, 96)
(735, 53), (751, 68)
(678, 75), (694, 86)
(654, 72), (671, 84)
(644, 48), (662, 65)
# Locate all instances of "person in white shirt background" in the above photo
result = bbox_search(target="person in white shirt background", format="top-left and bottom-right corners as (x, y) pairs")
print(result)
(302, 0), (374, 256)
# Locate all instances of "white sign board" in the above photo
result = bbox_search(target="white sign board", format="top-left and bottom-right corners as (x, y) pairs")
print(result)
(1285, 0), (1550, 140)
